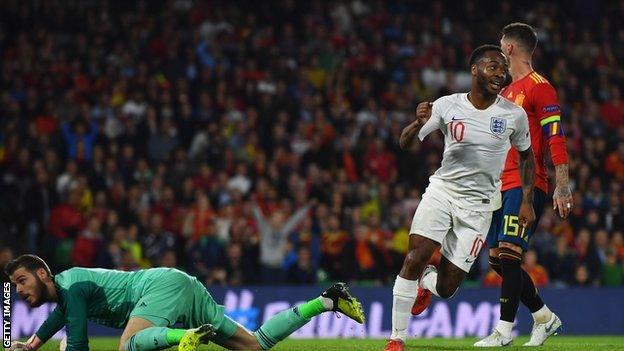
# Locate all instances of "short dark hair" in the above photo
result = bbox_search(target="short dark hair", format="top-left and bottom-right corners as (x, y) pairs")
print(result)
(4, 254), (51, 277)
(469, 45), (504, 67)
(502, 22), (538, 53)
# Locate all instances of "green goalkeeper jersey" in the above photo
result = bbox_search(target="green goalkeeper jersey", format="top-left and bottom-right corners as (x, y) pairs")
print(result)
(35, 268), (153, 348)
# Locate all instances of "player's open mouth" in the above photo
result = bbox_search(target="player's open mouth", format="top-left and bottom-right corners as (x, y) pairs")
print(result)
(489, 80), (503, 90)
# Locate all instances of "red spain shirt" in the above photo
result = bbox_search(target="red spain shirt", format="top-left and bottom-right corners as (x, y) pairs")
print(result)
(500, 71), (568, 193)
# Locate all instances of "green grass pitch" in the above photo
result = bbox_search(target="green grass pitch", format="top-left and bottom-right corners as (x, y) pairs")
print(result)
(38, 336), (624, 350)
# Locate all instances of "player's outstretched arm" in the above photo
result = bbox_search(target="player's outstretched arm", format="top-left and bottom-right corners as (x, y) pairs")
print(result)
(24, 335), (43, 351)
(15, 306), (67, 351)
(6, 335), (43, 351)
(518, 147), (536, 230)
(399, 102), (432, 149)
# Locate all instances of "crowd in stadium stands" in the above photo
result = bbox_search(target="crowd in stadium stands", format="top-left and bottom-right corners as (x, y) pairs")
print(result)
(1, 0), (623, 288)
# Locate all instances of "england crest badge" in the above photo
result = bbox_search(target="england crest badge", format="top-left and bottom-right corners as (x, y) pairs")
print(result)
(490, 117), (507, 135)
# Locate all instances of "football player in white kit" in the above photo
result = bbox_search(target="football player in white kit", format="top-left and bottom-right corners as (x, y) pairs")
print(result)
(384, 45), (536, 351)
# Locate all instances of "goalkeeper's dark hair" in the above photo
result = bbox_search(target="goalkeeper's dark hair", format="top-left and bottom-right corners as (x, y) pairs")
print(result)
(469, 45), (504, 67)
(502, 22), (538, 53)
(4, 254), (52, 277)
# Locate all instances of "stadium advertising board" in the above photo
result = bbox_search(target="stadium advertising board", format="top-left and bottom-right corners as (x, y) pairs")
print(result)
(5, 287), (624, 339)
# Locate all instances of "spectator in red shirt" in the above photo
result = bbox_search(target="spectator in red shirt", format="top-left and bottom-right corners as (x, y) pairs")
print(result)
(612, 231), (624, 262)
(48, 189), (85, 240)
(522, 250), (550, 288)
(152, 186), (182, 236)
(320, 215), (351, 281)
(337, 137), (359, 182)
(71, 216), (103, 268)
(364, 138), (397, 182)
(483, 269), (503, 287)
(575, 228), (602, 282)
(600, 86), (624, 128)
(605, 142), (624, 181)
(183, 191), (216, 243)
(193, 164), (214, 192)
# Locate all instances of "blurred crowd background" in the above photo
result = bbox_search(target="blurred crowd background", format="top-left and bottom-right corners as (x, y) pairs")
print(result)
(0, 0), (623, 288)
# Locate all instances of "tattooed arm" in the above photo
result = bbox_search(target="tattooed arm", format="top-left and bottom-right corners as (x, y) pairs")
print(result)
(553, 163), (573, 218)
(518, 147), (536, 229)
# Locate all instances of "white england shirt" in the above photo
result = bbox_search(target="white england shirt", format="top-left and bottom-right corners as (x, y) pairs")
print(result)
(418, 93), (531, 211)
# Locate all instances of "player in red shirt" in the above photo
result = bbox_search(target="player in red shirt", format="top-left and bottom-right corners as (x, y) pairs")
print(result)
(475, 23), (573, 347)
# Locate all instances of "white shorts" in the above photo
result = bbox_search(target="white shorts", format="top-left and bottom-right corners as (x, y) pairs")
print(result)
(410, 185), (491, 272)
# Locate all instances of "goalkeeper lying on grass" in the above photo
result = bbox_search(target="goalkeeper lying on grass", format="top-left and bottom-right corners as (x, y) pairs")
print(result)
(6, 254), (365, 351)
